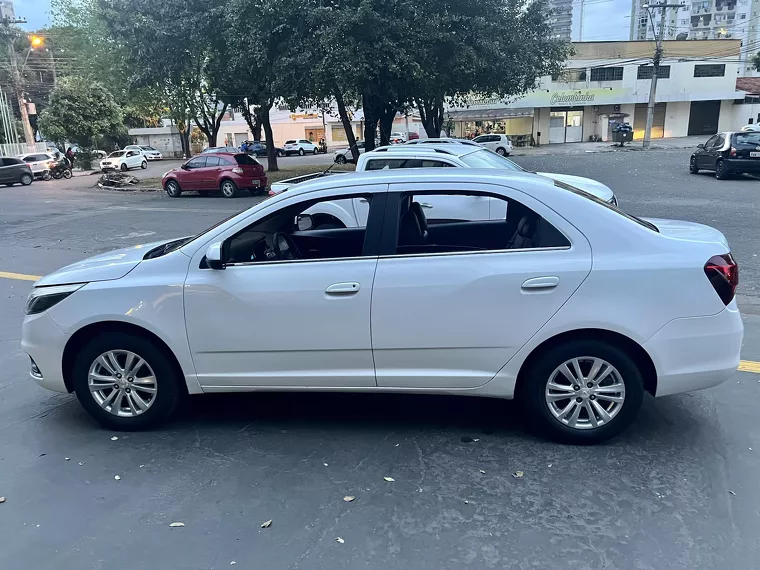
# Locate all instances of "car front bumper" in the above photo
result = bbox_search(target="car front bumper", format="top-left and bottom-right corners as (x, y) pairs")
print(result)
(644, 301), (743, 397)
(21, 311), (70, 393)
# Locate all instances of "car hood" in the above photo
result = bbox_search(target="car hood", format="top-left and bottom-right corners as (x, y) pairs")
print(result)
(536, 172), (614, 202)
(34, 239), (173, 287)
(642, 218), (729, 247)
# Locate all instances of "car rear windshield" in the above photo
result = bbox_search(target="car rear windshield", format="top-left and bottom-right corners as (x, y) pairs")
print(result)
(234, 154), (260, 165)
(553, 180), (659, 232)
(733, 132), (760, 146)
(459, 149), (524, 171)
(285, 140), (296, 144)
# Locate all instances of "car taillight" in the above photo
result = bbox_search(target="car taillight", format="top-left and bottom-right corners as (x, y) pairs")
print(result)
(232, 167), (243, 174)
(704, 253), (738, 305)
(730, 147), (737, 157)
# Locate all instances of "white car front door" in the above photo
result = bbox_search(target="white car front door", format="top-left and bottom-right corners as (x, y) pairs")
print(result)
(370, 183), (592, 389)
(183, 185), (388, 389)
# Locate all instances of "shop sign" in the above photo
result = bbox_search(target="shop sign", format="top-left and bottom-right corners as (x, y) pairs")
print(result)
(289, 113), (320, 121)
(543, 88), (630, 107)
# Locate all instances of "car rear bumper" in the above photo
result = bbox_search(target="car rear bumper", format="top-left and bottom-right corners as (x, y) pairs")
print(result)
(21, 311), (69, 393)
(723, 158), (760, 172)
(227, 172), (268, 191)
(644, 301), (743, 397)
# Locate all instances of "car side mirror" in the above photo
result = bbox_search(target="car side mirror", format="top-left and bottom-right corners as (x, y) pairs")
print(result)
(296, 214), (314, 231)
(697, 143), (705, 149)
(181, 164), (190, 170)
(206, 242), (225, 270)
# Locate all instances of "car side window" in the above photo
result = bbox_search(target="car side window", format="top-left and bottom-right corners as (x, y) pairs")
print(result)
(420, 160), (453, 168)
(714, 135), (725, 148)
(392, 191), (569, 256)
(186, 157), (207, 169)
(22, 156), (35, 163)
(2, 158), (21, 166)
(218, 156), (236, 165)
(704, 135), (719, 148)
(205, 156), (221, 167)
(224, 193), (376, 264)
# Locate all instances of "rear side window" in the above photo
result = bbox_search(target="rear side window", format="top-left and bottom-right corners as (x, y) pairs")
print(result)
(234, 154), (260, 165)
(205, 156), (221, 166)
(734, 132), (760, 146)
(285, 140), (296, 144)
(219, 156), (236, 165)
(3, 157), (22, 166)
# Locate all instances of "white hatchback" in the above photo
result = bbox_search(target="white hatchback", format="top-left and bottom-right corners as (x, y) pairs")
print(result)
(100, 149), (148, 172)
(22, 170), (742, 443)
(473, 134), (514, 156)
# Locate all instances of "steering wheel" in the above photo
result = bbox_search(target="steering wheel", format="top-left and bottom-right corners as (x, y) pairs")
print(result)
(272, 232), (302, 261)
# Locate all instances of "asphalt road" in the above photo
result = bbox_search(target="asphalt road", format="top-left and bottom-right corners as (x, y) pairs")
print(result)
(1, 148), (759, 569)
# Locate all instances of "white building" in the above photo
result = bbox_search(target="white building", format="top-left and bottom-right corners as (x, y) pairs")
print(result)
(631, 0), (756, 72)
(548, 0), (574, 40)
(446, 40), (749, 144)
(0, 1), (15, 21)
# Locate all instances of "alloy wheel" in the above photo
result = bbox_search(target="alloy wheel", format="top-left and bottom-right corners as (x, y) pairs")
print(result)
(221, 181), (236, 197)
(544, 357), (625, 430)
(88, 350), (158, 417)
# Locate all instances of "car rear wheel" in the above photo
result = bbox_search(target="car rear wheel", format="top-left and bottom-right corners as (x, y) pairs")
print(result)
(336, 155), (347, 164)
(277, 150), (284, 157)
(220, 179), (238, 198)
(496, 147), (507, 156)
(520, 339), (644, 444)
(715, 160), (730, 180)
(298, 148), (305, 156)
(141, 161), (148, 169)
(165, 180), (182, 197)
(689, 156), (699, 174)
(72, 332), (183, 430)
(120, 163), (127, 172)
(20, 173), (32, 186)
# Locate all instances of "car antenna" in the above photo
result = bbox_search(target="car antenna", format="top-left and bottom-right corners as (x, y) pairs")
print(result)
(320, 141), (356, 176)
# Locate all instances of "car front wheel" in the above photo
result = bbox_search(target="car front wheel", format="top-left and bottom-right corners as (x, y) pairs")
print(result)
(520, 339), (644, 444)
(141, 161), (148, 169)
(336, 155), (347, 164)
(165, 180), (182, 197)
(689, 156), (699, 174)
(72, 332), (183, 430)
(120, 163), (127, 171)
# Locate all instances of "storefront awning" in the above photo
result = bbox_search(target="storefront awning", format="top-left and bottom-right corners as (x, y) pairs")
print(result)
(444, 107), (534, 121)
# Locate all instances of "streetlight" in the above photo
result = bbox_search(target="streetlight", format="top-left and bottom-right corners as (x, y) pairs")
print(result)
(30, 35), (43, 48)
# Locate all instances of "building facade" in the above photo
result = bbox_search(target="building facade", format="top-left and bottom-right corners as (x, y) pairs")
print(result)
(446, 40), (747, 145)
(548, 0), (574, 40)
(0, 1), (15, 21)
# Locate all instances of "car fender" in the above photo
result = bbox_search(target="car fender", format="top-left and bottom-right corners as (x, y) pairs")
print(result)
(302, 199), (359, 228)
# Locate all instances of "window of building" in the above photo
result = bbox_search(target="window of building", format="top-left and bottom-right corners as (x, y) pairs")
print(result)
(637, 65), (671, 79)
(551, 68), (587, 82)
(590, 67), (624, 81)
(694, 64), (726, 77)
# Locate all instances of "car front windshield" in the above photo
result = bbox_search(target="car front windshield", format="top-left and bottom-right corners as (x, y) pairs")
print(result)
(459, 149), (524, 171)
(109, 151), (126, 158)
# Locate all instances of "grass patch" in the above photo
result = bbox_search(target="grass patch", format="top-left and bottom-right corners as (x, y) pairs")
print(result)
(138, 177), (163, 188)
(265, 163), (355, 187)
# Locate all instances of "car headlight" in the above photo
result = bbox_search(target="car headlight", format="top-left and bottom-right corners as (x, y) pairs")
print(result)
(25, 283), (85, 315)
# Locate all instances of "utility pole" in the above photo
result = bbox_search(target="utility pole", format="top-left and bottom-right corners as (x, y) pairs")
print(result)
(1, 15), (35, 148)
(642, 3), (682, 148)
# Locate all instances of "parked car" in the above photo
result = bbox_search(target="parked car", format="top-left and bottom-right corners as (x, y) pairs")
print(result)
(283, 139), (318, 156)
(18, 152), (56, 180)
(739, 124), (760, 132)
(202, 147), (240, 154)
(162, 152), (267, 198)
(21, 169), (742, 443)
(0, 157), (33, 186)
(68, 145), (107, 160)
(690, 131), (760, 179)
(100, 149), (148, 172)
(472, 133), (514, 156)
(390, 131), (407, 143)
(125, 145), (163, 161)
(243, 140), (285, 158)
(275, 144), (617, 225)
(334, 140), (367, 164)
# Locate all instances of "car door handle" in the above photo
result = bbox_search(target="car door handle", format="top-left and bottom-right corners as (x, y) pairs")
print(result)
(325, 282), (360, 295)
(419, 202), (433, 208)
(521, 276), (559, 290)
(358, 198), (368, 203)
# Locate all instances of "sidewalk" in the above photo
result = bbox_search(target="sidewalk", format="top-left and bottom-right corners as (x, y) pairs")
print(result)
(511, 135), (704, 157)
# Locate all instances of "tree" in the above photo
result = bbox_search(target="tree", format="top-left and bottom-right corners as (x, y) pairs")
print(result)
(754, 51), (760, 71)
(37, 76), (123, 148)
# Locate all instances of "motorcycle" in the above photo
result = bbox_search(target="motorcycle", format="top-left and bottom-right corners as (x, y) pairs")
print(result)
(51, 157), (73, 179)
(317, 140), (327, 154)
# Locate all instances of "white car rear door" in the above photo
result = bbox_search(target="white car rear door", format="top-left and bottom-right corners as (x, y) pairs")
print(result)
(370, 182), (592, 389)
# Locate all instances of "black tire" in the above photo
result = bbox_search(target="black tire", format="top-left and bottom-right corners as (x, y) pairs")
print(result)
(715, 160), (729, 180)
(63, 169), (72, 179)
(336, 154), (347, 164)
(42, 171), (52, 181)
(165, 179), (182, 197)
(141, 161), (148, 169)
(72, 332), (183, 430)
(277, 150), (284, 157)
(298, 148), (305, 156)
(689, 156), (699, 174)
(220, 178), (238, 198)
(120, 163), (128, 172)
(520, 339), (645, 444)
(4, 183), (12, 186)
(20, 173), (32, 186)
(496, 147), (507, 156)
(52, 170), (63, 179)
(313, 148), (318, 155)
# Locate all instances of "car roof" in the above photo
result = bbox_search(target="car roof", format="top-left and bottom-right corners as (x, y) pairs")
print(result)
(365, 144), (481, 158)
(202, 151), (243, 156)
(278, 168), (557, 200)
(404, 138), (480, 147)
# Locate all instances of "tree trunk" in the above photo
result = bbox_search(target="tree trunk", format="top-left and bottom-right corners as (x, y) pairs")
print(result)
(259, 102), (278, 172)
(362, 90), (378, 152)
(378, 108), (395, 146)
(335, 88), (359, 163)
(253, 115), (262, 141)
(416, 98), (442, 139)
(241, 105), (257, 138)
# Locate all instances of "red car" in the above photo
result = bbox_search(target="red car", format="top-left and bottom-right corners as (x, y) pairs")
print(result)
(162, 152), (268, 198)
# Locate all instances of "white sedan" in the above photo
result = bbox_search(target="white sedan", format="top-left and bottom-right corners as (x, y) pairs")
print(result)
(100, 149), (148, 172)
(21, 169), (742, 443)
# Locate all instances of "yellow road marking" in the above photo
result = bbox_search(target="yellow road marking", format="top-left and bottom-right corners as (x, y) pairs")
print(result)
(739, 360), (760, 374)
(0, 271), (40, 282)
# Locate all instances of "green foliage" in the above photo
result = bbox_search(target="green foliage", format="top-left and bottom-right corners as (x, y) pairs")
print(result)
(754, 51), (760, 71)
(37, 77), (124, 147)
